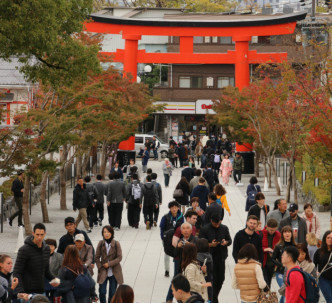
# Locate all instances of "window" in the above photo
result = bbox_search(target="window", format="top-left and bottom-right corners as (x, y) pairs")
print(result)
(0, 103), (6, 125)
(194, 36), (203, 44)
(220, 37), (232, 44)
(179, 76), (191, 88)
(212, 36), (218, 43)
(135, 136), (143, 144)
(217, 77), (235, 88)
(192, 77), (203, 88)
(204, 36), (211, 43)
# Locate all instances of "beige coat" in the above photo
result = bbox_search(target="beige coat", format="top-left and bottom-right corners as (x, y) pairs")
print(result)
(95, 239), (124, 285)
(183, 262), (208, 301)
(232, 258), (266, 303)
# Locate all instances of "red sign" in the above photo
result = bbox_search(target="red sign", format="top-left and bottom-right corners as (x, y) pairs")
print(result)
(201, 104), (213, 109)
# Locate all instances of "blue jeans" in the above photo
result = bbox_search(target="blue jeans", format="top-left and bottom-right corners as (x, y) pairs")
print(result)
(166, 259), (180, 301)
(153, 149), (158, 159)
(276, 272), (285, 303)
(318, 276), (332, 302)
(99, 275), (117, 303)
(164, 174), (170, 187)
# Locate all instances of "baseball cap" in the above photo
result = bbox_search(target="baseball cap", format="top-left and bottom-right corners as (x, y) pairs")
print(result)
(64, 217), (75, 225)
(74, 234), (85, 242)
(288, 203), (298, 212)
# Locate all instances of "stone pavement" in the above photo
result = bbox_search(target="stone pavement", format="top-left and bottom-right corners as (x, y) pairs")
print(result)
(0, 159), (330, 303)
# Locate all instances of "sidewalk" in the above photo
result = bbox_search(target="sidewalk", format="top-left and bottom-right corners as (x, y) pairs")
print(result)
(0, 159), (329, 303)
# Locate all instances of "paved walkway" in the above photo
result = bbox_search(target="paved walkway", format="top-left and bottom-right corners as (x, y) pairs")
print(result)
(0, 159), (330, 302)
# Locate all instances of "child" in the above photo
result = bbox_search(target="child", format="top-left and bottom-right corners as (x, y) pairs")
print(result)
(213, 184), (231, 217)
(306, 232), (318, 261)
(256, 221), (263, 238)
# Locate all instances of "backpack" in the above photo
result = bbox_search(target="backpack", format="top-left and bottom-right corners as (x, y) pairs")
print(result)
(162, 228), (176, 257)
(132, 183), (141, 201)
(214, 154), (221, 163)
(144, 184), (154, 206)
(247, 185), (258, 208)
(216, 196), (223, 207)
(65, 267), (91, 298)
(286, 267), (320, 303)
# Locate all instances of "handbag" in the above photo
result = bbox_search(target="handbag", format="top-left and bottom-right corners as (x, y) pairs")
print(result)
(257, 289), (278, 303)
(173, 188), (184, 198)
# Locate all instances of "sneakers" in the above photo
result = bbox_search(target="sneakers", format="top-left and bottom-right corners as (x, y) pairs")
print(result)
(7, 218), (12, 227)
(98, 219), (102, 226)
(87, 229), (92, 233)
(165, 271), (169, 277)
(153, 221), (157, 227)
(146, 221), (150, 230)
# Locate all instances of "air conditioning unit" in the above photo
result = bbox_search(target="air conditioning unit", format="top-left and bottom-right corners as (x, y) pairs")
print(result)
(252, 36), (258, 43)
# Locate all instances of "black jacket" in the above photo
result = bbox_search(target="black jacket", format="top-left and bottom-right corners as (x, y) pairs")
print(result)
(57, 228), (93, 255)
(203, 169), (219, 191)
(190, 185), (209, 211)
(174, 181), (190, 206)
(203, 202), (224, 225)
(86, 183), (99, 205)
(271, 242), (295, 273)
(247, 204), (270, 223)
(73, 184), (91, 210)
(181, 167), (194, 183)
(0, 272), (17, 302)
(142, 183), (159, 207)
(185, 292), (205, 303)
(11, 178), (24, 197)
(232, 229), (263, 263)
(13, 236), (54, 293)
(199, 223), (232, 260)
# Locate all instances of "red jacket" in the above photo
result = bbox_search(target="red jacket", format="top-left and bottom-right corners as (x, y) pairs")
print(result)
(261, 227), (281, 267)
(286, 266), (306, 303)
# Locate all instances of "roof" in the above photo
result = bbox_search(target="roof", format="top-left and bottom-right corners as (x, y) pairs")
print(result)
(0, 57), (31, 87)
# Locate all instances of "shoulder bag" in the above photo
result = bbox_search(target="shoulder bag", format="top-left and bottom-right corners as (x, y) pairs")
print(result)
(257, 288), (278, 303)
(173, 188), (184, 198)
(317, 252), (332, 279)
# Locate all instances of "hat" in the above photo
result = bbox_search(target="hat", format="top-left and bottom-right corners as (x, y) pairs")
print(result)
(74, 234), (85, 242)
(64, 217), (75, 225)
(288, 203), (298, 212)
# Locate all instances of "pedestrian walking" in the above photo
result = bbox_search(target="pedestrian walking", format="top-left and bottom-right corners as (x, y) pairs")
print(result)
(85, 176), (99, 229)
(57, 217), (93, 254)
(152, 135), (159, 160)
(8, 170), (24, 227)
(142, 175), (159, 230)
(126, 173), (143, 229)
(245, 176), (261, 211)
(296, 243), (317, 277)
(189, 169), (208, 193)
(174, 177), (190, 215)
(142, 146), (150, 173)
(261, 219), (280, 288)
(213, 150), (221, 172)
(110, 161), (123, 181)
(181, 243), (211, 301)
(266, 199), (289, 225)
(0, 254), (18, 302)
(95, 226), (123, 303)
(195, 141), (203, 166)
(233, 152), (244, 185)
(232, 243), (268, 303)
(204, 193), (224, 225)
(271, 226), (297, 303)
(94, 174), (106, 226)
(233, 215), (263, 263)
(181, 161), (195, 183)
(300, 203), (321, 240)
(162, 158), (174, 187)
(168, 144), (176, 167)
(219, 153), (232, 185)
(200, 214), (232, 303)
(111, 284), (134, 303)
(73, 177), (92, 233)
(213, 184), (231, 217)
(106, 172), (126, 230)
(190, 177), (209, 211)
(74, 234), (94, 276)
(203, 162), (219, 192)
(187, 197), (204, 233)
(56, 245), (97, 303)
(306, 232), (318, 261)
(313, 230), (332, 302)
(151, 173), (162, 226)
(247, 193), (269, 228)
(13, 223), (59, 301)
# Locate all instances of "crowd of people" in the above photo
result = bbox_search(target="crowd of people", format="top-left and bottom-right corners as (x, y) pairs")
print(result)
(2, 134), (332, 303)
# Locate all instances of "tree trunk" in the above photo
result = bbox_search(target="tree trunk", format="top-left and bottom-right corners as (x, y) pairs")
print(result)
(270, 162), (281, 195)
(40, 171), (50, 222)
(286, 163), (292, 203)
(60, 145), (69, 210)
(100, 140), (108, 179)
(76, 153), (82, 178)
(263, 157), (267, 180)
(292, 160), (298, 204)
(23, 176), (32, 235)
(268, 163), (272, 188)
(255, 150), (260, 178)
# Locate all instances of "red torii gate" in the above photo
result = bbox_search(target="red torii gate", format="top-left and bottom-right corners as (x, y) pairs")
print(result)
(85, 12), (306, 90)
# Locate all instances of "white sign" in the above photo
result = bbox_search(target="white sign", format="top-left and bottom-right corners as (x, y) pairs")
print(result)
(154, 101), (195, 114)
(195, 100), (216, 115)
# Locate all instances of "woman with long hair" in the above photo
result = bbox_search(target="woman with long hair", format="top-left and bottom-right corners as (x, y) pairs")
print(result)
(271, 226), (296, 303)
(213, 184), (231, 218)
(314, 230), (332, 302)
(111, 284), (134, 303)
(0, 254), (18, 302)
(95, 225), (123, 303)
(57, 245), (96, 303)
(219, 153), (233, 185)
(174, 177), (190, 214)
(181, 243), (211, 301)
(232, 243), (267, 303)
(296, 243), (317, 277)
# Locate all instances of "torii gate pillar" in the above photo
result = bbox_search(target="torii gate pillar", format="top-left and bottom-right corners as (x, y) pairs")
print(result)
(123, 34), (141, 81)
(234, 37), (251, 90)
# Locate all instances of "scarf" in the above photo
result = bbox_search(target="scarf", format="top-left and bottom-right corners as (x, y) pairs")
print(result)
(297, 259), (315, 274)
(104, 238), (112, 244)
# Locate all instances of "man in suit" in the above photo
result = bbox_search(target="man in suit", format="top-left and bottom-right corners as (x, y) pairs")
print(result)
(106, 171), (126, 230)
(203, 162), (219, 192)
(181, 161), (194, 183)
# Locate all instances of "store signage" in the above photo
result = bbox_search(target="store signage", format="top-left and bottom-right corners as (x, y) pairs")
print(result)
(196, 100), (216, 114)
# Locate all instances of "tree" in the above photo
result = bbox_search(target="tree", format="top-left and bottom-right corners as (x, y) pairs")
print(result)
(0, 0), (101, 87)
